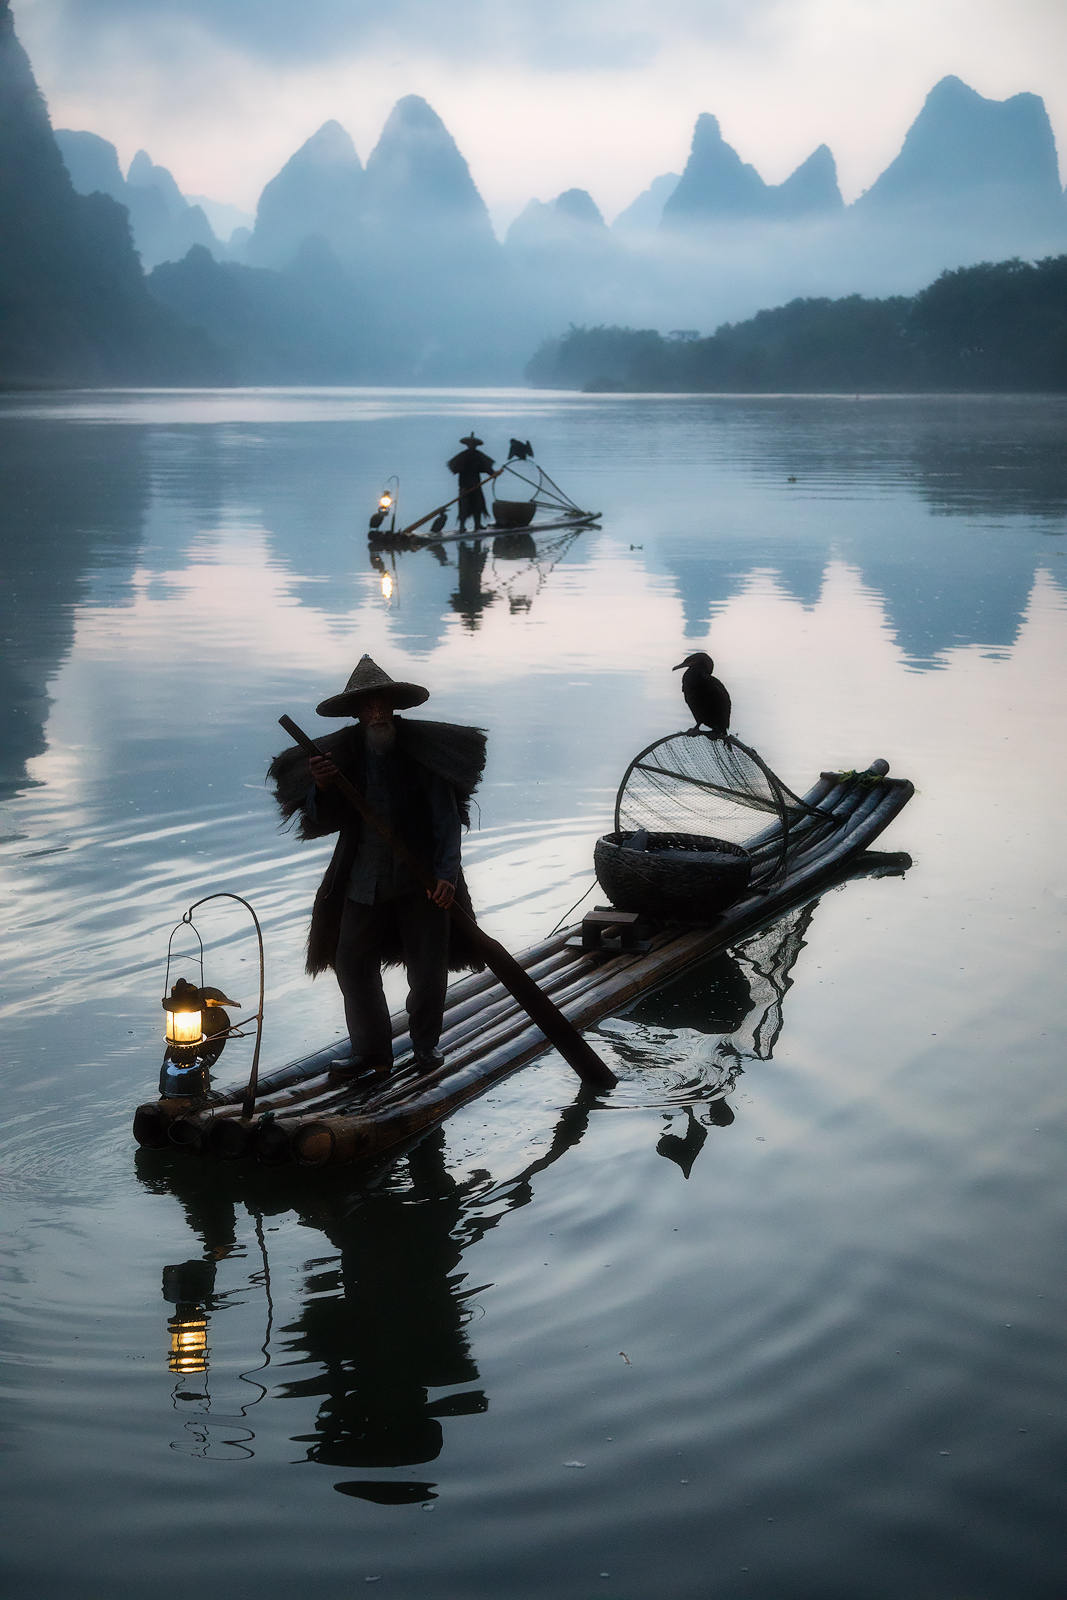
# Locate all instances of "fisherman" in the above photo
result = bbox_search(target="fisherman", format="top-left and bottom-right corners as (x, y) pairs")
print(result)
(268, 657), (487, 1080)
(447, 433), (496, 533)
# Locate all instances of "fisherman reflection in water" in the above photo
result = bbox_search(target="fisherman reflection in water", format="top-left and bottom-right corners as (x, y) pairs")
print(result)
(268, 657), (487, 1082)
(448, 432), (495, 533)
(137, 1091), (603, 1483)
(288, 1132), (485, 1482)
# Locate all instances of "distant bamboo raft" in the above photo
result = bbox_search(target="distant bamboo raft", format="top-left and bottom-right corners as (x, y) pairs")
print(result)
(133, 760), (913, 1169)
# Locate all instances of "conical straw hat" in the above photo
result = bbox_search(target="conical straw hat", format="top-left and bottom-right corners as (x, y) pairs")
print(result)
(316, 655), (429, 717)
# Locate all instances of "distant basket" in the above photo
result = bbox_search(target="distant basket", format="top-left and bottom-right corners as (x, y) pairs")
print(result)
(492, 499), (537, 529)
(594, 830), (752, 921)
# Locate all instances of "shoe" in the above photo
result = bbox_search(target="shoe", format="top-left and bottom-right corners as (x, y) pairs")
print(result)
(328, 1054), (392, 1084)
(412, 1048), (444, 1072)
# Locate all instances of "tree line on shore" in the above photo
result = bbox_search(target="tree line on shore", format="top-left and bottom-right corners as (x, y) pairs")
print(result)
(526, 257), (1067, 393)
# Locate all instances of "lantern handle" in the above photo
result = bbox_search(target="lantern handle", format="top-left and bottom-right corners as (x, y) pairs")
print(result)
(163, 915), (205, 999)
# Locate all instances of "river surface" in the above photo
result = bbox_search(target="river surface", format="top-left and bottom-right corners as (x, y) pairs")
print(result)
(1, 390), (1065, 1600)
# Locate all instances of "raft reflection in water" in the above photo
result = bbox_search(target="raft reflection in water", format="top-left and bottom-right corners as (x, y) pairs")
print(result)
(603, 896), (820, 1178)
(134, 862), (906, 1483)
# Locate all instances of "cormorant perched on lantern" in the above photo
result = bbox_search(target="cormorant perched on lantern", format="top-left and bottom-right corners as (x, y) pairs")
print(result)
(674, 651), (731, 737)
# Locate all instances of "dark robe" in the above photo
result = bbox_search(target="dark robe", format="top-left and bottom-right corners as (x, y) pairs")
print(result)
(268, 717), (488, 977)
(447, 446), (495, 522)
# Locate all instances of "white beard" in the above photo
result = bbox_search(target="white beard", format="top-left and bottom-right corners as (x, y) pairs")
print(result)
(365, 720), (397, 754)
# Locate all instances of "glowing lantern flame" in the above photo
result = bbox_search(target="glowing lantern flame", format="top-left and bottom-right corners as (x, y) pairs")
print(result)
(163, 981), (203, 1049)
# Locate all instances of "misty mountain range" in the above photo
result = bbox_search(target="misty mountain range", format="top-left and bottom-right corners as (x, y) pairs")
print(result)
(2, 0), (1066, 386)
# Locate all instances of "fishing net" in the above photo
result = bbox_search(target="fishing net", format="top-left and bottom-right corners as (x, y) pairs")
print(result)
(613, 731), (839, 888)
(494, 459), (593, 519)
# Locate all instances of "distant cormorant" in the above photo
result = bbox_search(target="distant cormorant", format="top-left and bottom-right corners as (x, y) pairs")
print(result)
(430, 509), (448, 534)
(508, 438), (534, 461)
(674, 651), (731, 736)
(369, 510), (386, 531)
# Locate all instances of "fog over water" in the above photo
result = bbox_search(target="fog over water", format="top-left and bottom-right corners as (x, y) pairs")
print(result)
(1, 389), (1065, 1600)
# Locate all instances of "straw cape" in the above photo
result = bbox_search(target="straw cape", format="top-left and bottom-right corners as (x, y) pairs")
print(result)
(316, 655), (430, 718)
(269, 703), (488, 977)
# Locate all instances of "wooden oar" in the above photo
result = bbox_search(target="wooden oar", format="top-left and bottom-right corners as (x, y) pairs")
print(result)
(278, 715), (617, 1090)
(392, 469), (504, 539)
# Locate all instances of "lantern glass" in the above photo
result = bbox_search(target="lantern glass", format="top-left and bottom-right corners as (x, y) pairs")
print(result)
(165, 1008), (203, 1047)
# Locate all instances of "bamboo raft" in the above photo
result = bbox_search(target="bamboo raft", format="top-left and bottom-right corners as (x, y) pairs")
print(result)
(133, 759), (913, 1170)
(370, 512), (599, 549)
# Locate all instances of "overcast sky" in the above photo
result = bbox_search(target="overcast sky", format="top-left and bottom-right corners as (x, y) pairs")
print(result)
(15, 0), (1067, 229)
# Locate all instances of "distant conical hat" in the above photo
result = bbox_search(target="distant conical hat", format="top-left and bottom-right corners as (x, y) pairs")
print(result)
(459, 433), (484, 446)
(316, 655), (429, 717)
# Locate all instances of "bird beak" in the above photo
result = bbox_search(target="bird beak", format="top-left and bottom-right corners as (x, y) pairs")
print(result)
(672, 661), (685, 670)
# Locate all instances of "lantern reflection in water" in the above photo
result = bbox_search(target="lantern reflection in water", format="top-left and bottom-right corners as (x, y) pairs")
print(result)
(168, 1311), (209, 1375)
(163, 1259), (216, 1376)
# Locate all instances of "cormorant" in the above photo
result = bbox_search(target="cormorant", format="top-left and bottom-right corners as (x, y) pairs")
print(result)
(430, 509), (448, 534)
(369, 510), (386, 531)
(674, 651), (731, 736)
(508, 438), (534, 461)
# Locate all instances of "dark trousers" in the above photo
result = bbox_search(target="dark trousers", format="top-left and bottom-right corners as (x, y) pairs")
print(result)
(334, 892), (451, 1062)
(457, 486), (485, 531)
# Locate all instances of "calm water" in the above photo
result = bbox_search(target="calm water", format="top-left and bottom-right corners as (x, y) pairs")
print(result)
(2, 390), (1065, 1600)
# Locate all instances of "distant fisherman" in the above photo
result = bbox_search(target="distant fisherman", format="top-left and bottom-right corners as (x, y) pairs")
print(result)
(448, 433), (495, 533)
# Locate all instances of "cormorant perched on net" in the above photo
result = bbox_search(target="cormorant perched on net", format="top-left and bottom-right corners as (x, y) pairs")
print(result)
(508, 438), (534, 461)
(674, 651), (731, 737)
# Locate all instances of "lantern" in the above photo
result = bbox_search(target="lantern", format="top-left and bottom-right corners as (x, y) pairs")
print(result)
(155, 893), (265, 1114)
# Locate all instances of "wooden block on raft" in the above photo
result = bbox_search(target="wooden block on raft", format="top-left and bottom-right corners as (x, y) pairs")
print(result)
(568, 907), (651, 955)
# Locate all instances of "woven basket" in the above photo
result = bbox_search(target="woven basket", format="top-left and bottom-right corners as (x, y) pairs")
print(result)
(594, 831), (752, 921)
(492, 498), (537, 529)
